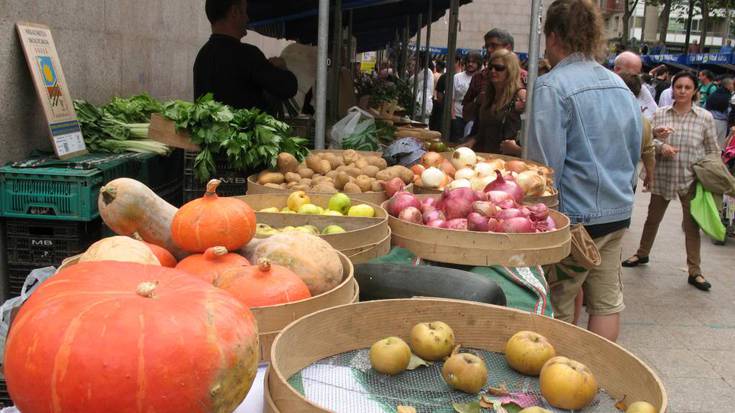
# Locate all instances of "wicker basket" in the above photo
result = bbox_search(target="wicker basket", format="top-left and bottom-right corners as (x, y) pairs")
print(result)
(266, 298), (667, 412)
(383, 194), (571, 267)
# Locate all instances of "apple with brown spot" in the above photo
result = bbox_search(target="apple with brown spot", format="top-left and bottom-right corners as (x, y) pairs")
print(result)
(504, 330), (556, 376)
(410, 321), (455, 361)
(369, 336), (412, 375)
(441, 353), (488, 394)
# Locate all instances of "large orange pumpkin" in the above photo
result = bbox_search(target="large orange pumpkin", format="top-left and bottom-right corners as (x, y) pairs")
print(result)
(4, 262), (259, 413)
(171, 179), (256, 253)
(176, 246), (251, 284)
(215, 258), (312, 307)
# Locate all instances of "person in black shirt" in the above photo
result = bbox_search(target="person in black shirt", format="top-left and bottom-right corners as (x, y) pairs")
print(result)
(194, 0), (298, 112)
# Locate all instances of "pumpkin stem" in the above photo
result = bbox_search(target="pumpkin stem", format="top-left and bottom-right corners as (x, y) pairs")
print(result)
(205, 179), (221, 197)
(100, 185), (117, 205)
(204, 246), (229, 259)
(257, 258), (272, 273)
(131, 232), (143, 241)
(136, 281), (158, 298)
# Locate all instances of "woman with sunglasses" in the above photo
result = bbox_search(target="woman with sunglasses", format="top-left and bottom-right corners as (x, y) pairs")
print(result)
(622, 71), (721, 291)
(462, 49), (526, 155)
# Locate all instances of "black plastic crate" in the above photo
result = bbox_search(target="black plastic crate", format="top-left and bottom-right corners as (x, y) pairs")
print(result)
(0, 375), (11, 408)
(4, 218), (102, 267)
(6, 264), (42, 298)
(182, 151), (251, 203)
(284, 116), (315, 149)
(142, 149), (184, 192)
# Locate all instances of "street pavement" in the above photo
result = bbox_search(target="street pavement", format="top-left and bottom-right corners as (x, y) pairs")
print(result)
(578, 191), (735, 412)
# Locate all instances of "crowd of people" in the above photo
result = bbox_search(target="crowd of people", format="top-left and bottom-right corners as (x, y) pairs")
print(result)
(192, 0), (732, 344)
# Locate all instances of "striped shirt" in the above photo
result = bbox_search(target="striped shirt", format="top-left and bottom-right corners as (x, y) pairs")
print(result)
(651, 105), (721, 200)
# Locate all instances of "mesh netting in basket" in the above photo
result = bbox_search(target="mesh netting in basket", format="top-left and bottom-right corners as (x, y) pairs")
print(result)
(287, 348), (619, 413)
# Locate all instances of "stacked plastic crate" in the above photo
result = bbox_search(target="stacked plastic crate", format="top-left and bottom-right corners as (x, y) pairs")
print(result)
(0, 151), (183, 299)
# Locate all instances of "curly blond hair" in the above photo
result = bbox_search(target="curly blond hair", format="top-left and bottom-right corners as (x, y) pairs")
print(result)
(544, 0), (605, 60)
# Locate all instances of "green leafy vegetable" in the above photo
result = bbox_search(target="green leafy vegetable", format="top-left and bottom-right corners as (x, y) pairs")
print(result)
(162, 94), (309, 182)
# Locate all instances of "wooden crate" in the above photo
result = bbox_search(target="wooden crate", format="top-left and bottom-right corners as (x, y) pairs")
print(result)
(266, 298), (667, 413)
(383, 194), (571, 267)
(148, 114), (200, 151)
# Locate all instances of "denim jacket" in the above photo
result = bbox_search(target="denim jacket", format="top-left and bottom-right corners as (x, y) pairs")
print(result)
(527, 54), (642, 225)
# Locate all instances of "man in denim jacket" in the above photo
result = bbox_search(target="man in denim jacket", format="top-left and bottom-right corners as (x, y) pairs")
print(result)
(527, 0), (642, 342)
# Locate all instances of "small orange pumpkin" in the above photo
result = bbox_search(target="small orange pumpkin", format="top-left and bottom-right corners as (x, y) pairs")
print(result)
(176, 246), (250, 284)
(215, 258), (311, 307)
(171, 179), (256, 253)
(133, 233), (177, 267)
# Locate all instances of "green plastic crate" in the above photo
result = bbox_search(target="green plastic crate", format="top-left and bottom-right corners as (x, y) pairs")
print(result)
(0, 153), (145, 221)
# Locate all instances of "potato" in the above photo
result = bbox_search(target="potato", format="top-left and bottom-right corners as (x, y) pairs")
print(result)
(355, 175), (373, 192)
(323, 152), (343, 169)
(314, 184), (338, 194)
(306, 154), (330, 175)
(286, 181), (298, 189)
(362, 165), (380, 178)
(343, 182), (362, 193)
(280, 183), (288, 189)
(395, 166), (415, 184)
(285, 172), (301, 183)
(277, 152), (299, 174)
(292, 184), (310, 192)
(299, 178), (313, 186)
(355, 158), (369, 170)
(365, 156), (387, 169)
(375, 169), (392, 182)
(297, 168), (314, 179)
(264, 183), (283, 189)
(345, 166), (362, 178)
(326, 170), (338, 180)
(335, 165), (348, 173)
(312, 176), (333, 185)
(371, 181), (383, 192)
(343, 149), (359, 165)
(257, 171), (285, 185)
(335, 172), (352, 190)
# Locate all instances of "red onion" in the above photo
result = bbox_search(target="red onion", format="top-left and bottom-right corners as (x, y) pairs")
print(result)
(420, 197), (438, 213)
(484, 170), (524, 203)
(497, 199), (517, 210)
(386, 192), (421, 217)
(496, 208), (525, 220)
(527, 203), (549, 221)
(437, 188), (480, 220)
(445, 218), (468, 230)
(382, 177), (406, 198)
(474, 191), (488, 201)
(486, 190), (514, 204)
(427, 219), (447, 228)
(533, 215), (557, 232)
(423, 209), (446, 224)
(472, 201), (498, 218)
(500, 217), (536, 233)
(468, 212), (491, 231)
(487, 218), (500, 232)
(545, 216), (557, 231)
(398, 207), (423, 224)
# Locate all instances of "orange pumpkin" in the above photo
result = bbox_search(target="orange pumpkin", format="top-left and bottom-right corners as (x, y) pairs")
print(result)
(4, 261), (259, 413)
(133, 233), (177, 267)
(215, 258), (311, 307)
(171, 179), (256, 253)
(176, 246), (250, 284)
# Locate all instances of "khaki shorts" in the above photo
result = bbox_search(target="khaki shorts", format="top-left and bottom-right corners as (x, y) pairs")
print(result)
(546, 228), (626, 322)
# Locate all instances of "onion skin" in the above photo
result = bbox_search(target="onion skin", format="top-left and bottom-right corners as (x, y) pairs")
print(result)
(445, 218), (469, 230)
(472, 201), (498, 218)
(398, 207), (423, 224)
(423, 209), (446, 224)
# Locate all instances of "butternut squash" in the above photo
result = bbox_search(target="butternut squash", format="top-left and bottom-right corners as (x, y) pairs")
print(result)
(98, 178), (186, 259)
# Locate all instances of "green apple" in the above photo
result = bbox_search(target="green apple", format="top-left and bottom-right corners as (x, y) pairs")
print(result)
(328, 193), (352, 215)
(348, 204), (375, 217)
(255, 223), (279, 236)
(259, 207), (280, 213)
(322, 210), (343, 216)
(287, 191), (311, 212)
(280, 207), (296, 214)
(301, 225), (320, 235)
(298, 203), (322, 215)
(322, 225), (347, 234)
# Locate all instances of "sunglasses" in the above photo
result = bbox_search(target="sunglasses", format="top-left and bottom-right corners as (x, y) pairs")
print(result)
(489, 64), (507, 72)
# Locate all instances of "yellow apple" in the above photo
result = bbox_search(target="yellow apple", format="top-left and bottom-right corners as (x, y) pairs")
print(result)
(280, 207), (296, 213)
(540, 356), (598, 410)
(297, 203), (322, 215)
(287, 191), (311, 211)
(348, 204), (375, 217)
(328, 193), (352, 215)
(518, 407), (552, 413)
(322, 210), (343, 216)
(410, 321), (455, 361)
(259, 207), (280, 213)
(369, 337), (411, 375)
(627, 401), (657, 413)
(505, 331), (556, 376)
(322, 225), (347, 234)
(441, 353), (488, 394)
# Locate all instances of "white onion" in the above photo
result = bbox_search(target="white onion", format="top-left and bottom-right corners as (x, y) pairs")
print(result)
(421, 167), (445, 188)
(474, 162), (496, 177)
(470, 175), (496, 191)
(447, 178), (472, 190)
(516, 170), (546, 196)
(455, 167), (476, 181)
(451, 147), (478, 170)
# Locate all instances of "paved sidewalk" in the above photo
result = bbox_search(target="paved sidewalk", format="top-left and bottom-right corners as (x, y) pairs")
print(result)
(579, 191), (735, 412)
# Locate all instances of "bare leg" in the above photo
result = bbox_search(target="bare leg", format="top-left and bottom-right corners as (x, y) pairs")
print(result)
(588, 313), (620, 342)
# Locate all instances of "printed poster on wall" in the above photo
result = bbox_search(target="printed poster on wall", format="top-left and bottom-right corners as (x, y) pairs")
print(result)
(16, 22), (87, 159)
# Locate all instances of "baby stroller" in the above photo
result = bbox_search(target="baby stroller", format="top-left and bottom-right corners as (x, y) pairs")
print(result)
(721, 133), (735, 243)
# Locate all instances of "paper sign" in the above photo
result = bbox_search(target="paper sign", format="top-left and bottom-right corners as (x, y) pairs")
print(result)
(16, 22), (87, 159)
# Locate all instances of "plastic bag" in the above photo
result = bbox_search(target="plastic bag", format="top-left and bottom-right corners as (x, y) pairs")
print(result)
(329, 107), (375, 149)
(691, 182), (726, 242)
(0, 267), (56, 371)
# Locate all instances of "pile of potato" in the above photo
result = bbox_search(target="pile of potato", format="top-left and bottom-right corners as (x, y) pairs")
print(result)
(255, 150), (414, 194)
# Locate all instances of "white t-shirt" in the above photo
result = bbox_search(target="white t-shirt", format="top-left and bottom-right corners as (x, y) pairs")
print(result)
(452, 71), (474, 119)
(658, 87), (673, 107)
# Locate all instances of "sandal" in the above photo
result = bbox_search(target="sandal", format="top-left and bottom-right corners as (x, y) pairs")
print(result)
(622, 255), (649, 267)
(688, 275), (712, 291)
